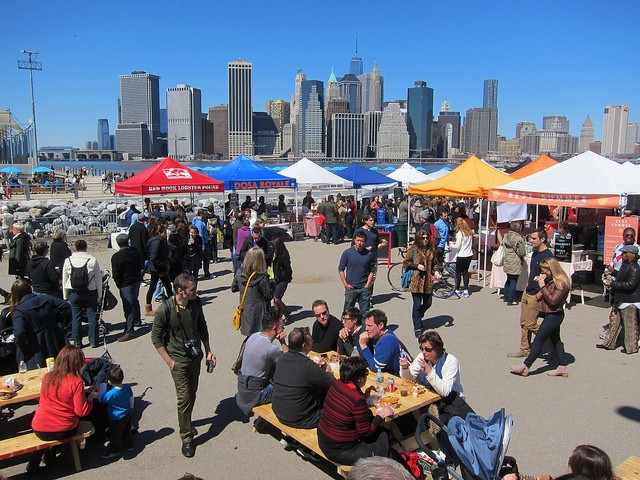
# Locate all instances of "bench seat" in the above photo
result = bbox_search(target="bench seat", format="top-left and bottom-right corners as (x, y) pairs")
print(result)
(0, 421), (95, 472)
(617, 456), (640, 480)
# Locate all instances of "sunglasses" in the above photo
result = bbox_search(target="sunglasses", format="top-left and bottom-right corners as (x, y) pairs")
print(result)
(341, 316), (354, 323)
(314, 310), (328, 318)
(420, 345), (435, 353)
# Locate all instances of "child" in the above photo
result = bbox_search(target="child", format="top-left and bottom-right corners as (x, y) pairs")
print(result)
(100, 365), (134, 458)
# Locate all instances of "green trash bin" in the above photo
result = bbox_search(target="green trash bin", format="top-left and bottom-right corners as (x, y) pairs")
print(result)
(393, 222), (408, 248)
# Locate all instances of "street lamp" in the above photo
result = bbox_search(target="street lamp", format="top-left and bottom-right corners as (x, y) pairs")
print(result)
(157, 136), (186, 159)
(373, 144), (391, 169)
(18, 50), (42, 167)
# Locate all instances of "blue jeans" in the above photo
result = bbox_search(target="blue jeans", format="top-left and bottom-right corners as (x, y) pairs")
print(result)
(120, 282), (141, 334)
(69, 289), (99, 347)
(231, 247), (237, 272)
(257, 383), (273, 405)
(411, 292), (433, 335)
(343, 287), (371, 320)
(504, 274), (519, 302)
(524, 311), (566, 368)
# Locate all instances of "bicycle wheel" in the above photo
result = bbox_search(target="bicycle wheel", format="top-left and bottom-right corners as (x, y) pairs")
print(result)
(387, 263), (408, 292)
(433, 272), (455, 299)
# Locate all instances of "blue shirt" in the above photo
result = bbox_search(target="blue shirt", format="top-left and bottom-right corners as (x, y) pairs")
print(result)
(434, 219), (449, 249)
(360, 330), (401, 376)
(338, 247), (375, 289)
(100, 384), (133, 421)
(192, 216), (209, 245)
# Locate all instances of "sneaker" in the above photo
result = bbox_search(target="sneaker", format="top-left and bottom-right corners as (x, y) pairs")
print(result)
(454, 290), (462, 297)
(101, 447), (122, 459)
(507, 351), (527, 358)
(125, 445), (134, 452)
(463, 290), (470, 298)
(279, 437), (301, 450)
(295, 448), (323, 462)
(117, 333), (134, 342)
(203, 274), (216, 280)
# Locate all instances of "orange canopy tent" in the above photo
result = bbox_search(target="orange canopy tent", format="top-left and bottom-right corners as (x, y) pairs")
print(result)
(408, 155), (512, 197)
(509, 154), (558, 180)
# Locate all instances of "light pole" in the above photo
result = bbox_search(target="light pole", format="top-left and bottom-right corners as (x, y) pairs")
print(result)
(158, 136), (186, 159)
(18, 50), (42, 167)
(373, 144), (390, 169)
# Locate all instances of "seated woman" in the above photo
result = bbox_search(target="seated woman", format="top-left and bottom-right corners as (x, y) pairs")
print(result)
(568, 445), (618, 480)
(400, 330), (472, 424)
(317, 356), (396, 466)
(11, 279), (71, 369)
(29, 345), (97, 470)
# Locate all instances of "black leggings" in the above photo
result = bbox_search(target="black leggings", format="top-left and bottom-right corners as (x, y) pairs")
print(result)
(34, 426), (78, 441)
(455, 255), (473, 290)
(146, 271), (173, 305)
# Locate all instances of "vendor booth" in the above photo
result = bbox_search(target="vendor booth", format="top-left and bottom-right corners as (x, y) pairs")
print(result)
(386, 162), (431, 185)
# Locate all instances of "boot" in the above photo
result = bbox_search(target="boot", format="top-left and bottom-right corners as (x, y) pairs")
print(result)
(144, 304), (155, 316)
(546, 365), (568, 378)
(509, 363), (529, 376)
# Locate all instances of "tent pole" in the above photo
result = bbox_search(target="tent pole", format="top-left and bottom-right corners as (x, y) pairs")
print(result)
(536, 204), (539, 229)
(483, 200), (490, 288)
(477, 198), (483, 286)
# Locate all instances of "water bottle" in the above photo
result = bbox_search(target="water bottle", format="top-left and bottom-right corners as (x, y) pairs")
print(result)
(18, 361), (28, 382)
(375, 368), (384, 384)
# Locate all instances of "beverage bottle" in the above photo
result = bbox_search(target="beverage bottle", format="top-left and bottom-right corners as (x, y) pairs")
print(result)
(18, 361), (28, 382)
(375, 368), (384, 384)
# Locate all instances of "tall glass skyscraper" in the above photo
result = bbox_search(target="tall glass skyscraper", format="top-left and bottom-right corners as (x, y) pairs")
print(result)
(483, 79), (498, 110)
(300, 80), (324, 157)
(228, 59), (253, 158)
(166, 84), (202, 159)
(338, 74), (362, 114)
(97, 119), (110, 150)
(407, 80), (434, 158)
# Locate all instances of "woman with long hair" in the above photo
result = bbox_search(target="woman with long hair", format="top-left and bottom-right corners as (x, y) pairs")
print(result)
(271, 236), (293, 323)
(403, 230), (441, 337)
(11, 279), (70, 369)
(185, 225), (203, 284)
(145, 224), (173, 316)
(453, 217), (473, 298)
(231, 247), (274, 336)
(510, 258), (571, 377)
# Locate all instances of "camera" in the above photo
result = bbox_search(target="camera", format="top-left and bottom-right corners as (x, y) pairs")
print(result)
(184, 339), (203, 359)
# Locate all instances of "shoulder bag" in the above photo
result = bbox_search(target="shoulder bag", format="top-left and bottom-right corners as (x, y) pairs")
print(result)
(233, 272), (256, 330)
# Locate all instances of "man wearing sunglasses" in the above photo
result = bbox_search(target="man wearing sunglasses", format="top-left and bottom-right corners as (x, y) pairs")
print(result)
(311, 299), (342, 353)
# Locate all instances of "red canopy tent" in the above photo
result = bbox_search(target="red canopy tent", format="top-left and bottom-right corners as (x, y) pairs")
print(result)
(115, 157), (224, 195)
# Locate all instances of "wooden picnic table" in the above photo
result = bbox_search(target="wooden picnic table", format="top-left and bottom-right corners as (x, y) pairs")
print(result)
(0, 368), (46, 408)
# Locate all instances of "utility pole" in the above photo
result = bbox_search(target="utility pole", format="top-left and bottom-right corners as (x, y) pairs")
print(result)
(18, 50), (42, 167)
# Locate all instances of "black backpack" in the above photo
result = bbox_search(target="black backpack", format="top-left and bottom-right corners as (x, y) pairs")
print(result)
(70, 259), (91, 289)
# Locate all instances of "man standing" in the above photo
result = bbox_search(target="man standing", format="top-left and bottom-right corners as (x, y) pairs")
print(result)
(357, 309), (401, 376)
(62, 240), (102, 348)
(151, 273), (216, 458)
(508, 228), (554, 358)
(236, 310), (288, 416)
(27, 241), (60, 297)
(310, 299), (343, 353)
(600, 244), (640, 354)
(272, 327), (335, 429)
(111, 234), (144, 342)
(8, 223), (31, 279)
(339, 232), (375, 318)
(434, 209), (450, 265)
(128, 213), (149, 263)
(193, 209), (214, 279)
(319, 195), (339, 244)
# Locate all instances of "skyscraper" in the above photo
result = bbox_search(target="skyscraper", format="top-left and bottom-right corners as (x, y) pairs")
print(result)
(516, 121), (537, 139)
(97, 119), (110, 150)
(483, 79), (498, 110)
(325, 69), (340, 106)
(325, 99), (349, 158)
(349, 38), (363, 76)
(602, 105), (629, 157)
(115, 71), (161, 158)
(376, 103), (409, 160)
(368, 63), (383, 112)
(166, 84), (202, 159)
(543, 115), (569, 133)
(228, 59), (253, 158)
(208, 105), (229, 160)
(463, 108), (498, 156)
(364, 111), (383, 158)
(300, 80), (324, 157)
(407, 80), (434, 158)
(291, 70), (307, 156)
(579, 116), (594, 153)
(338, 74), (362, 114)
(436, 110), (461, 158)
(330, 113), (365, 159)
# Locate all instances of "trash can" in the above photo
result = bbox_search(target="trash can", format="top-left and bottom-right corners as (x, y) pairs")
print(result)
(394, 222), (408, 248)
(377, 208), (386, 225)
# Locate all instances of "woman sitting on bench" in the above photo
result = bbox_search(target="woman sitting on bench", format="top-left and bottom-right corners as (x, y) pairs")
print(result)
(28, 345), (98, 470)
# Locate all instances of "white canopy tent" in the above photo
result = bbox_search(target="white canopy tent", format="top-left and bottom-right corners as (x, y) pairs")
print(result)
(386, 162), (431, 185)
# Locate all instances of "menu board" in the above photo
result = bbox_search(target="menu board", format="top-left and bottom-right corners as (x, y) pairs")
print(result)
(603, 216), (639, 261)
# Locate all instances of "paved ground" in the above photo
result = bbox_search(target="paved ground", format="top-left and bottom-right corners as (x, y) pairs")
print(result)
(1, 236), (638, 479)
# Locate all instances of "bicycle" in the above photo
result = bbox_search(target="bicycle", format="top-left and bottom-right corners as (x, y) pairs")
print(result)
(386, 246), (456, 298)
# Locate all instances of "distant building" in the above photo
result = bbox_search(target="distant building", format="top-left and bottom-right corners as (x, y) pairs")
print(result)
(498, 138), (522, 157)
(626, 123), (640, 156)
(521, 130), (578, 156)
(516, 121), (537, 139)
(543, 115), (570, 133)
(407, 80), (434, 158)
(228, 59), (253, 158)
(339, 74), (362, 114)
(252, 112), (279, 156)
(325, 99), (349, 158)
(589, 141), (602, 154)
(266, 99), (290, 129)
(208, 105), (229, 160)
(97, 119), (110, 150)
(436, 110), (461, 158)
(483, 79), (498, 110)
(202, 116), (214, 156)
(364, 111), (383, 158)
(166, 84), (202, 159)
(463, 108), (498, 156)
(602, 105), (629, 157)
(368, 63), (384, 113)
(115, 71), (161, 158)
(291, 70), (307, 156)
(300, 79), (325, 157)
(376, 103), (409, 159)
(579, 116), (594, 153)
(330, 113), (365, 159)
(349, 50), (363, 76)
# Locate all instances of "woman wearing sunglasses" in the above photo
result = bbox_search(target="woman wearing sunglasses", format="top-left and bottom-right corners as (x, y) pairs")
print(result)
(402, 231), (441, 337)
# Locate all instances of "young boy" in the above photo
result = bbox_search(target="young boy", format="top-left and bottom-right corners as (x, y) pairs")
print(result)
(100, 365), (134, 458)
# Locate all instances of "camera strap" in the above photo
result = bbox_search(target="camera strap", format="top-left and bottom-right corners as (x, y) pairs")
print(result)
(164, 298), (195, 342)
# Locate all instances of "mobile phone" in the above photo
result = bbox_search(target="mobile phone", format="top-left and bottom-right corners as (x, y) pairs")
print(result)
(206, 359), (214, 373)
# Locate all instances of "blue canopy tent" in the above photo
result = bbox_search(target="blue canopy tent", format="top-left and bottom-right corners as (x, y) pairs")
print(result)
(335, 164), (399, 189)
(208, 155), (297, 190)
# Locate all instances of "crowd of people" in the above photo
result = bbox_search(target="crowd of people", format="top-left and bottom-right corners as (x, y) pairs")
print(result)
(0, 190), (634, 479)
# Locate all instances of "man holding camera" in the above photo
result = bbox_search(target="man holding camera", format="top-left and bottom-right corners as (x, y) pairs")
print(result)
(151, 273), (216, 458)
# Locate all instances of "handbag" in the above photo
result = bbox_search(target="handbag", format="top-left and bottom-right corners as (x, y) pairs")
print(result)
(233, 272), (256, 330)
(401, 269), (414, 289)
(491, 244), (505, 266)
(231, 336), (249, 375)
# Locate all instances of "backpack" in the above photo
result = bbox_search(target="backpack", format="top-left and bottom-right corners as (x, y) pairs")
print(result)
(70, 259), (91, 289)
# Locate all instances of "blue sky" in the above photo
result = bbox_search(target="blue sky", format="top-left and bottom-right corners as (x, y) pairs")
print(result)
(2, 0), (638, 148)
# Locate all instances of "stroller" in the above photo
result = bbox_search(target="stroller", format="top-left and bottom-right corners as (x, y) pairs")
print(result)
(97, 270), (118, 339)
(415, 408), (514, 480)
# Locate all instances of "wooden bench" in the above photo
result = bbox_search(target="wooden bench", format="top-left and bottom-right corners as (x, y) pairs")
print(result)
(0, 421), (95, 472)
(252, 404), (352, 477)
(617, 456), (640, 480)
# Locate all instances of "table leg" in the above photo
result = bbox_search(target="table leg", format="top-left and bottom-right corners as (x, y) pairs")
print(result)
(386, 420), (408, 453)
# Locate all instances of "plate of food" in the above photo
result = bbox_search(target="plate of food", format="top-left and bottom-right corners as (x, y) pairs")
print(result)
(377, 395), (400, 408)
(401, 380), (426, 395)
(0, 386), (17, 400)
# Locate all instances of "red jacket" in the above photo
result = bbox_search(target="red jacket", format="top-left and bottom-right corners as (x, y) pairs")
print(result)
(32, 373), (93, 433)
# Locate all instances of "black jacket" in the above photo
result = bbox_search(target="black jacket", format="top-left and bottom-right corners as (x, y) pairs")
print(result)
(239, 236), (273, 266)
(128, 221), (149, 261)
(8, 232), (31, 276)
(49, 239), (72, 272)
(26, 256), (60, 294)
(611, 261), (640, 305)
(111, 246), (144, 288)
(147, 235), (169, 274)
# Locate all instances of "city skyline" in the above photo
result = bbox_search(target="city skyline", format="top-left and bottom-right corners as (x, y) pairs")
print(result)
(2, 0), (638, 149)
